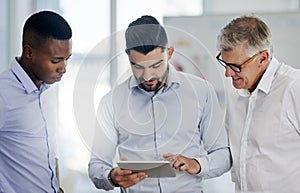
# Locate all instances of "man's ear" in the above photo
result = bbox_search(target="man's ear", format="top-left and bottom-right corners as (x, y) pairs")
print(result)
(23, 44), (33, 59)
(260, 50), (270, 63)
(167, 47), (174, 60)
(259, 50), (270, 67)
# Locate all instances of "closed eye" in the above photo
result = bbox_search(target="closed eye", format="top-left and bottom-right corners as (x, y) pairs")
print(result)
(131, 62), (144, 69)
(52, 59), (62, 64)
(52, 54), (72, 64)
(130, 59), (164, 69)
(151, 60), (163, 68)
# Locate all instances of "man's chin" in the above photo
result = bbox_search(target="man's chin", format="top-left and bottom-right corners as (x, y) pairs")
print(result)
(142, 85), (155, 91)
(45, 79), (59, 85)
(139, 80), (164, 92)
(139, 83), (155, 91)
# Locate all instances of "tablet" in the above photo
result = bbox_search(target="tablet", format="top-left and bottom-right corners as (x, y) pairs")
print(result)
(117, 160), (176, 178)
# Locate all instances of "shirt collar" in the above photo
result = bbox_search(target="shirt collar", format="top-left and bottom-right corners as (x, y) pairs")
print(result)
(11, 58), (50, 94)
(237, 57), (281, 96)
(257, 57), (281, 94)
(128, 63), (181, 89)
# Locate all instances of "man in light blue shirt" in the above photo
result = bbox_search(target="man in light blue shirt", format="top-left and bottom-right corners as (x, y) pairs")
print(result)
(88, 15), (231, 193)
(0, 11), (72, 193)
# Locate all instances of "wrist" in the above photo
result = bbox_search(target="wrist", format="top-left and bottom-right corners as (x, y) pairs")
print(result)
(108, 168), (119, 187)
(193, 159), (201, 174)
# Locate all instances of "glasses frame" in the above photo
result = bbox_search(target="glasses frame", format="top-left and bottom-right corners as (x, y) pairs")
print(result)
(216, 52), (259, 73)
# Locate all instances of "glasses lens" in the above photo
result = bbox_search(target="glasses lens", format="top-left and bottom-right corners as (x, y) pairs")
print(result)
(228, 65), (241, 72)
(218, 60), (226, 68)
(217, 58), (241, 72)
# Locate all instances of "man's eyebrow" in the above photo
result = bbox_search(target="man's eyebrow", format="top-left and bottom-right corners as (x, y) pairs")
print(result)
(66, 54), (72, 60)
(53, 54), (72, 60)
(130, 59), (163, 67)
(149, 59), (163, 67)
(130, 61), (138, 65)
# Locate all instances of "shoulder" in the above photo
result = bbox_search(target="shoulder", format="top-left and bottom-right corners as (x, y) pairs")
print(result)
(276, 64), (300, 87)
(277, 63), (300, 78)
(0, 69), (17, 101)
(272, 64), (300, 100)
(173, 71), (218, 103)
(99, 77), (131, 102)
(0, 69), (13, 88)
(0, 68), (32, 107)
(174, 70), (209, 88)
(0, 72), (10, 109)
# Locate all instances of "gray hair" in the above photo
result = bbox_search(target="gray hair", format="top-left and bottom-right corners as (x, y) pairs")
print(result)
(217, 15), (273, 57)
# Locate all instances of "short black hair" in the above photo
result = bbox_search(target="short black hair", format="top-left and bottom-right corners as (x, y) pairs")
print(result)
(125, 15), (168, 55)
(22, 10), (72, 47)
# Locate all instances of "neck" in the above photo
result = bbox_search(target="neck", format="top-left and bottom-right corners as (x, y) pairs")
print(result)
(248, 63), (269, 93)
(18, 57), (42, 89)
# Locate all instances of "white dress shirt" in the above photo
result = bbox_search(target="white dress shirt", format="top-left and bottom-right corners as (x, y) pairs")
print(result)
(226, 57), (300, 193)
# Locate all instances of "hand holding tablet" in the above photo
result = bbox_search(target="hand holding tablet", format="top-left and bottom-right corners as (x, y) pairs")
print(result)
(117, 160), (176, 178)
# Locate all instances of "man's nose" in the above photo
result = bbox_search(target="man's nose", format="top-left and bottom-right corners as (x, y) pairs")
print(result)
(225, 66), (235, 77)
(142, 68), (152, 81)
(58, 61), (67, 74)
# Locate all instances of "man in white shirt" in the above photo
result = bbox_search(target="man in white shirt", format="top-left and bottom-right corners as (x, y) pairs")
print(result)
(216, 15), (300, 193)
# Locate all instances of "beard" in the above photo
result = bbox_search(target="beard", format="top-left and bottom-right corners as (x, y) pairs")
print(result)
(140, 79), (164, 92)
(138, 67), (169, 92)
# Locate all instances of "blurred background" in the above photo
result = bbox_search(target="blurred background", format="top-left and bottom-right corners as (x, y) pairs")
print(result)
(1, 0), (300, 192)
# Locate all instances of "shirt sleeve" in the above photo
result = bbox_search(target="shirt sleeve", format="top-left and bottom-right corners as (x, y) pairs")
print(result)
(195, 82), (232, 179)
(88, 93), (118, 191)
(41, 86), (59, 158)
(286, 79), (300, 134)
(0, 94), (5, 129)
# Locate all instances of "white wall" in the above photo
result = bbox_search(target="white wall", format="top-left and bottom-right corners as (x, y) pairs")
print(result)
(0, 0), (8, 72)
(0, 0), (61, 72)
(7, 0), (34, 68)
(203, 0), (299, 14)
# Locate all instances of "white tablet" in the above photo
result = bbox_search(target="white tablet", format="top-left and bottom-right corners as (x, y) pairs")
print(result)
(117, 160), (176, 178)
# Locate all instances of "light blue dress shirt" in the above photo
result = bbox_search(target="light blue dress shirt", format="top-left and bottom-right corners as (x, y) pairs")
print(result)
(89, 65), (231, 193)
(0, 59), (58, 193)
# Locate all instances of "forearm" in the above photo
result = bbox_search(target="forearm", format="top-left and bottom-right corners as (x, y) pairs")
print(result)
(195, 147), (231, 179)
(88, 157), (115, 190)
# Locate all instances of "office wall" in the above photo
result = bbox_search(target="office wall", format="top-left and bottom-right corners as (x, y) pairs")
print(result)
(164, 12), (300, 69)
(0, 0), (60, 72)
(0, 0), (8, 72)
(203, 0), (300, 14)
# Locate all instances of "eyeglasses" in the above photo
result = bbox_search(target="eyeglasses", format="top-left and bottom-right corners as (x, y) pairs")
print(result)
(216, 52), (258, 73)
